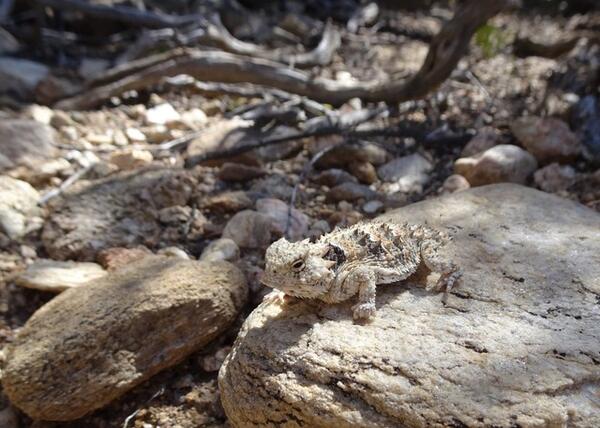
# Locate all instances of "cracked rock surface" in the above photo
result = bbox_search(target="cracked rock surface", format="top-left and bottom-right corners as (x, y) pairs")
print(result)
(3, 256), (247, 421)
(219, 183), (600, 428)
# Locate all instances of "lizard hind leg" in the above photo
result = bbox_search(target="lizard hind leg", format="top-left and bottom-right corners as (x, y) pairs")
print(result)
(420, 241), (462, 292)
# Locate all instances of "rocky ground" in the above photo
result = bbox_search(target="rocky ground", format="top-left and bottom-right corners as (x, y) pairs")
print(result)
(0, 1), (599, 427)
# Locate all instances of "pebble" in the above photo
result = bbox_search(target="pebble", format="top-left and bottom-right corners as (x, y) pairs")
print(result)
(510, 116), (580, 164)
(222, 210), (273, 249)
(157, 246), (190, 259)
(327, 182), (378, 202)
(441, 174), (471, 194)
(200, 238), (240, 263)
(125, 127), (147, 143)
(348, 161), (378, 184)
(256, 198), (309, 241)
(218, 162), (266, 182)
(202, 191), (254, 213)
(533, 163), (577, 193)
(145, 103), (181, 126)
(0, 176), (41, 239)
(109, 149), (153, 170)
(454, 144), (538, 186)
(97, 246), (153, 271)
(362, 199), (384, 214)
(14, 259), (107, 293)
(377, 153), (433, 193)
(313, 168), (358, 187)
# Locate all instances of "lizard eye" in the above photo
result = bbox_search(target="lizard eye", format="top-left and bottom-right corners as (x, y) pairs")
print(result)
(291, 259), (305, 271)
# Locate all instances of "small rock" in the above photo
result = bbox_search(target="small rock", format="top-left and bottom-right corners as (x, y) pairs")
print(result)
(256, 198), (309, 241)
(85, 133), (113, 145)
(202, 191), (254, 213)
(441, 174), (471, 194)
(0, 176), (41, 239)
(112, 129), (128, 146)
(125, 127), (147, 143)
(50, 110), (74, 128)
(158, 205), (192, 225)
(348, 161), (378, 184)
(157, 246), (190, 259)
(140, 125), (170, 144)
(218, 162), (266, 182)
(250, 175), (294, 200)
(200, 238), (240, 263)
(307, 219), (331, 241)
(97, 246), (153, 271)
(570, 95), (600, 161)
(454, 145), (538, 186)
(0, 120), (58, 171)
(461, 127), (500, 157)
(109, 149), (153, 170)
(145, 103), (181, 126)
(222, 210), (273, 249)
(14, 259), (107, 293)
(181, 108), (208, 129)
(362, 199), (384, 214)
(200, 346), (231, 372)
(3, 256), (247, 421)
(313, 169), (357, 187)
(0, 57), (49, 100)
(312, 139), (388, 168)
(377, 153), (433, 193)
(25, 104), (54, 124)
(510, 116), (580, 164)
(533, 163), (577, 193)
(42, 169), (195, 261)
(327, 182), (377, 202)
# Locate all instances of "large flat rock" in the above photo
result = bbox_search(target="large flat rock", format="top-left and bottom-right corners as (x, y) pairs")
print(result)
(3, 256), (247, 421)
(219, 184), (600, 428)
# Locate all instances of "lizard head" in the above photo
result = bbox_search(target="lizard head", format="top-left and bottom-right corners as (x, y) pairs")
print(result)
(262, 237), (336, 299)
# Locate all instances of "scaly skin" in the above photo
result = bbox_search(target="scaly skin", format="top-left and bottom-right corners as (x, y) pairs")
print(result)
(262, 221), (461, 320)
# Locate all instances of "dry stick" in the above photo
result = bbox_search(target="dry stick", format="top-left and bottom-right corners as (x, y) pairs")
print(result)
(55, 0), (510, 111)
(38, 162), (97, 205)
(35, 0), (199, 28)
(184, 106), (388, 168)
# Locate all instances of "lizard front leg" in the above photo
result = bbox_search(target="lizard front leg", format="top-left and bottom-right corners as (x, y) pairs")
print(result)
(348, 268), (377, 320)
(421, 241), (461, 292)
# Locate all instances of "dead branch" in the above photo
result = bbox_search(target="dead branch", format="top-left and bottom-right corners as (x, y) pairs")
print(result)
(184, 107), (388, 168)
(55, 0), (510, 110)
(35, 0), (200, 29)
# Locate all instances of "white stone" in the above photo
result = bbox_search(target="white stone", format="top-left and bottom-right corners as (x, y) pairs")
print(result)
(0, 176), (40, 239)
(145, 103), (181, 126)
(125, 127), (147, 143)
(109, 149), (153, 170)
(377, 153), (432, 193)
(15, 259), (107, 292)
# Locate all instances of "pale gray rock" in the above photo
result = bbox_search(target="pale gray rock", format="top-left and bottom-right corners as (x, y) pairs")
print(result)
(3, 256), (247, 421)
(220, 184), (600, 428)
(14, 259), (107, 292)
(0, 120), (58, 171)
(222, 210), (273, 249)
(42, 168), (196, 261)
(511, 116), (580, 165)
(454, 144), (538, 186)
(534, 163), (578, 193)
(0, 176), (41, 239)
(200, 238), (240, 263)
(377, 153), (433, 193)
(441, 174), (471, 194)
(256, 198), (309, 241)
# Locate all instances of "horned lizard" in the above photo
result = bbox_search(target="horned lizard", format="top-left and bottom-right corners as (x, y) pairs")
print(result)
(262, 221), (461, 320)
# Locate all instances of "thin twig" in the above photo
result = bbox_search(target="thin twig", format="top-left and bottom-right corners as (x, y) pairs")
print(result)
(123, 386), (165, 428)
(38, 163), (96, 205)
